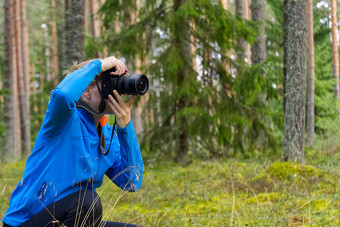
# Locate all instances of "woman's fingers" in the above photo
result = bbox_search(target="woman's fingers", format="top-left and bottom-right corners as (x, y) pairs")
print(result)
(111, 60), (128, 76)
(107, 92), (132, 128)
(101, 56), (128, 75)
(108, 94), (125, 116)
(126, 95), (137, 107)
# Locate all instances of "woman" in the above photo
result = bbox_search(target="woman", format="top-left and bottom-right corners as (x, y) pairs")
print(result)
(2, 56), (144, 227)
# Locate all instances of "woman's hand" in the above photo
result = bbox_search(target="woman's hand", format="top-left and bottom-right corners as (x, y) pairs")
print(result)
(105, 90), (137, 128)
(100, 56), (128, 76)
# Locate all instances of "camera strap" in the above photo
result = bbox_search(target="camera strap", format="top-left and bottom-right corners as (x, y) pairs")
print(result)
(95, 76), (106, 113)
(97, 116), (116, 156)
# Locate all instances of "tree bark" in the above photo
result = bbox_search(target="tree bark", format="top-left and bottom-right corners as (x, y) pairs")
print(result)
(250, 0), (266, 64)
(331, 0), (340, 100)
(14, 0), (23, 156)
(245, 0), (252, 64)
(306, 0), (315, 148)
(65, 0), (85, 64)
(89, 0), (102, 58)
(235, 0), (245, 62)
(221, 0), (232, 78)
(19, 0), (31, 157)
(51, 0), (59, 86)
(282, 0), (307, 164)
(3, 0), (21, 162)
(57, 0), (66, 77)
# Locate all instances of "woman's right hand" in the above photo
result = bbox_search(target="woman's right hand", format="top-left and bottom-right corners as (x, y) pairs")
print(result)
(100, 56), (128, 76)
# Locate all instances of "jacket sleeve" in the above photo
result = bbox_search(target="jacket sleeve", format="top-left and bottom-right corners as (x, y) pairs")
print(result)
(105, 121), (144, 191)
(40, 60), (102, 137)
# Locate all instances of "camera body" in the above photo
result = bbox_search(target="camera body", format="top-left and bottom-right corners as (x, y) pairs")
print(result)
(101, 68), (149, 99)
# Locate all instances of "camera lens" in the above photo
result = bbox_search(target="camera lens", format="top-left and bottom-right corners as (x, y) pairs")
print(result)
(136, 75), (149, 95)
(117, 74), (149, 95)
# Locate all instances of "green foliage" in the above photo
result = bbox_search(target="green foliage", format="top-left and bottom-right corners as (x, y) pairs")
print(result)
(312, 1), (339, 135)
(99, 0), (278, 158)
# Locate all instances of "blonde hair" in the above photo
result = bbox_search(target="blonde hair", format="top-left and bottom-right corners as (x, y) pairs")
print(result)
(63, 59), (102, 86)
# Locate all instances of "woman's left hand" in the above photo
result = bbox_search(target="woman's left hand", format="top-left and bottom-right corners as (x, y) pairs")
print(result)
(105, 90), (137, 128)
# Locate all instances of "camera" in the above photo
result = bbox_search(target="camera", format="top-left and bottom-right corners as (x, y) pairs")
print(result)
(101, 68), (149, 98)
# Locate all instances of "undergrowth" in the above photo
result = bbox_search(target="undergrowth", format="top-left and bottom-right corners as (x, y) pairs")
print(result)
(1, 150), (340, 226)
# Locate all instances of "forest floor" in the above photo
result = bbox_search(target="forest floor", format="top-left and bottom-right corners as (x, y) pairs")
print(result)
(1, 149), (340, 226)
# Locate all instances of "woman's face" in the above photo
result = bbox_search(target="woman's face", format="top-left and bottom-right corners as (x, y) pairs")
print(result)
(85, 81), (103, 112)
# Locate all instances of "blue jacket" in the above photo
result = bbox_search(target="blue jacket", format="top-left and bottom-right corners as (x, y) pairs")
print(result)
(2, 60), (144, 226)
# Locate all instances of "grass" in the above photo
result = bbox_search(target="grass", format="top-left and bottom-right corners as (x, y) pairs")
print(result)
(1, 149), (340, 226)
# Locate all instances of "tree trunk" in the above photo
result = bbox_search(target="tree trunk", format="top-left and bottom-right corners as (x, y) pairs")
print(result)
(31, 63), (39, 127)
(331, 0), (340, 100)
(129, 0), (144, 136)
(51, 0), (59, 86)
(89, 0), (102, 58)
(245, 0), (252, 64)
(250, 0), (266, 64)
(282, 0), (307, 164)
(14, 0), (23, 156)
(235, 0), (245, 62)
(221, 0), (232, 81)
(3, 0), (21, 162)
(65, 0), (85, 64)
(19, 0), (31, 157)
(57, 0), (66, 77)
(174, 0), (192, 161)
(306, 0), (315, 148)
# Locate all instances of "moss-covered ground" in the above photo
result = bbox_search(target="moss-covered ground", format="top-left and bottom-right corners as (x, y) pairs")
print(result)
(1, 149), (340, 226)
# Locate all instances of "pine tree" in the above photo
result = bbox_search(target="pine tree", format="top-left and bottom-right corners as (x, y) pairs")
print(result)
(19, 0), (31, 157)
(330, 0), (340, 100)
(306, 0), (314, 147)
(236, 0), (245, 62)
(3, 0), (21, 162)
(99, 0), (272, 159)
(65, 0), (85, 64)
(282, 0), (307, 163)
(51, 0), (59, 86)
(251, 0), (266, 64)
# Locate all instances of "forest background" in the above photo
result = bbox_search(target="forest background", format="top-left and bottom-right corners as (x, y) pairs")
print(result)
(1, 0), (340, 225)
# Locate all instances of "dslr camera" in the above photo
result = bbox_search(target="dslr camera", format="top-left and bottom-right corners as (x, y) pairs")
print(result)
(101, 68), (149, 98)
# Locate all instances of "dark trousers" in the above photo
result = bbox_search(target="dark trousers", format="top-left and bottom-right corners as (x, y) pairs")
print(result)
(3, 190), (140, 227)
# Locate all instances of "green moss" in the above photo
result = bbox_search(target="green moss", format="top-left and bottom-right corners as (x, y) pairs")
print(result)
(253, 161), (330, 184)
(246, 192), (288, 204)
(265, 161), (322, 180)
(310, 199), (329, 213)
(297, 198), (331, 213)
